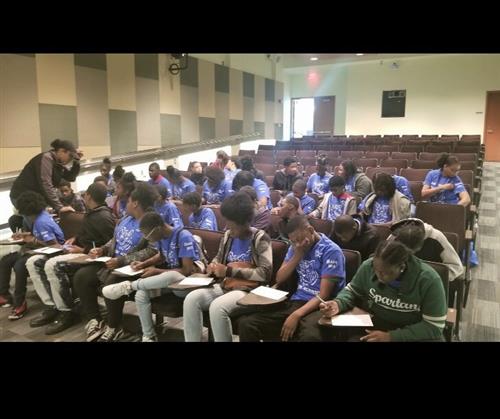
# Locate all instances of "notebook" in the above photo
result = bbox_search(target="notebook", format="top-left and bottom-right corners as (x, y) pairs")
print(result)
(33, 247), (63, 255)
(113, 265), (144, 276)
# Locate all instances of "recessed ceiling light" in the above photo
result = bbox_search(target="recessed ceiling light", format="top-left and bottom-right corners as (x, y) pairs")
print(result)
(356, 53), (364, 56)
(310, 57), (319, 61)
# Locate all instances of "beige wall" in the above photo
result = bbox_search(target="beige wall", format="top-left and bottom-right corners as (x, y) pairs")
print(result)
(285, 54), (500, 139)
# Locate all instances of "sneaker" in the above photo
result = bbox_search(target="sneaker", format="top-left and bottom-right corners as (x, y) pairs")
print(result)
(102, 281), (133, 300)
(142, 335), (158, 342)
(30, 307), (59, 327)
(0, 295), (12, 308)
(98, 325), (125, 342)
(8, 301), (27, 320)
(85, 318), (105, 342)
(45, 311), (76, 335)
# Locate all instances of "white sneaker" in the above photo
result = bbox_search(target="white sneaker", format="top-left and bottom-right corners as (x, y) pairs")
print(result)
(142, 335), (158, 342)
(102, 281), (133, 300)
(85, 318), (105, 342)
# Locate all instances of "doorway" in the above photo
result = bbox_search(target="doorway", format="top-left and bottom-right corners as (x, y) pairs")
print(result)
(484, 91), (500, 162)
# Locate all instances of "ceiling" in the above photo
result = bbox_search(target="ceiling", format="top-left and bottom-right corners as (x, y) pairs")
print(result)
(280, 53), (432, 69)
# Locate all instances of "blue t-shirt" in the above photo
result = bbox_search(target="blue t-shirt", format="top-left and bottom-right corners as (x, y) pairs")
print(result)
(286, 193), (317, 215)
(285, 233), (346, 301)
(202, 179), (233, 204)
(188, 208), (218, 231)
(253, 179), (272, 210)
(155, 228), (200, 269)
(117, 199), (128, 219)
(171, 179), (196, 199)
(325, 193), (351, 221)
(307, 172), (332, 197)
(393, 175), (413, 202)
(363, 196), (392, 224)
(114, 216), (143, 256)
(224, 168), (241, 184)
(32, 210), (65, 244)
(345, 176), (356, 194)
(424, 169), (466, 205)
(155, 201), (183, 229)
(148, 176), (172, 198)
(227, 237), (253, 263)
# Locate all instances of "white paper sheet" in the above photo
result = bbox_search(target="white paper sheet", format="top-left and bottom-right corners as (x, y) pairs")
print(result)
(113, 265), (144, 276)
(250, 286), (288, 301)
(179, 276), (214, 286)
(85, 256), (112, 262)
(331, 314), (373, 327)
(34, 247), (63, 255)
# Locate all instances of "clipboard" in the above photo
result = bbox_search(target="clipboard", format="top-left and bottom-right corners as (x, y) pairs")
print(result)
(0, 239), (24, 245)
(237, 287), (289, 307)
(168, 274), (215, 290)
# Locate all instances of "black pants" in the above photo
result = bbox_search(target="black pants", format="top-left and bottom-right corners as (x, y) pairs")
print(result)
(0, 251), (31, 307)
(72, 265), (129, 328)
(72, 265), (103, 322)
(238, 300), (323, 342)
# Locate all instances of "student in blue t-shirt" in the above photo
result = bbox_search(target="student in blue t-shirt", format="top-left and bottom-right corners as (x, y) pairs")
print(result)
(102, 212), (205, 342)
(233, 170), (272, 210)
(274, 179), (317, 216)
(306, 155), (332, 198)
(239, 215), (346, 342)
(0, 191), (65, 320)
(308, 175), (357, 221)
(421, 153), (471, 206)
(183, 192), (218, 231)
(183, 192), (273, 342)
(202, 166), (233, 204)
(359, 173), (411, 224)
(148, 162), (171, 198)
(73, 183), (159, 342)
(154, 184), (183, 229)
(166, 165), (196, 200)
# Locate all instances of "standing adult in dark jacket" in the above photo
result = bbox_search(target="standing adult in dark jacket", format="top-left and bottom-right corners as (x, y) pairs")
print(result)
(10, 139), (83, 213)
(272, 156), (302, 193)
(331, 214), (381, 261)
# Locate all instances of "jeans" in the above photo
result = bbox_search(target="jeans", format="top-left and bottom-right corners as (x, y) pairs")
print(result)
(183, 284), (247, 342)
(0, 251), (31, 307)
(132, 270), (186, 339)
(28, 253), (82, 311)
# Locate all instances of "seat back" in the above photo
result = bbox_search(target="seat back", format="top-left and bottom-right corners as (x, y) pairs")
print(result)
(409, 181), (423, 203)
(309, 218), (334, 236)
(270, 240), (289, 285)
(415, 202), (467, 253)
(424, 260), (449, 301)
(443, 231), (459, 253)
(354, 158), (378, 169)
(419, 152), (442, 161)
(380, 158), (408, 171)
(186, 228), (224, 262)
(365, 166), (397, 180)
(207, 206), (226, 231)
(457, 170), (474, 189)
(365, 151), (390, 161)
(391, 152), (417, 161)
(342, 249), (362, 284)
(399, 168), (429, 182)
(410, 160), (438, 170)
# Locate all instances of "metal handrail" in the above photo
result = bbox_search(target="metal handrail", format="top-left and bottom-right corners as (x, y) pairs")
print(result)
(0, 132), (262, 187)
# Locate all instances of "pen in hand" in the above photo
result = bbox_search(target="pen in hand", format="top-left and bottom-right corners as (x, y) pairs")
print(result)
(315, 293), (327, 304)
